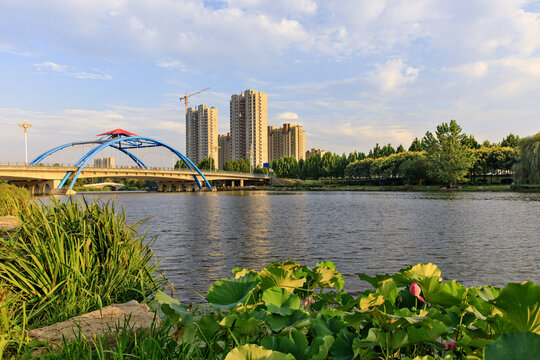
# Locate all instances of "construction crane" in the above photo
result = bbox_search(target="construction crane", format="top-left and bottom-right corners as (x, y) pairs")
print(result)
(179, 87), (210, 115)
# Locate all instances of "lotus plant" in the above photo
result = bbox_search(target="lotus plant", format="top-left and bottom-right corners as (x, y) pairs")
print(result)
(410, 282), (425, 305)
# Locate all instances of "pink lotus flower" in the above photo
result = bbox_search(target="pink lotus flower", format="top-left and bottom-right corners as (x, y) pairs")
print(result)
(444, 340), (456, 351)
(410, 282), (425, 302)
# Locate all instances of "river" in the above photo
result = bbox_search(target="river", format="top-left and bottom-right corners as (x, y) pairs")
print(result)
(75, 190), (540, 302)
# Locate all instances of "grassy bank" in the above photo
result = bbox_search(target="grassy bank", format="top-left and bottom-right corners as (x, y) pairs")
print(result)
(0, 184), (164, 358)
(262, 180), (540, 192)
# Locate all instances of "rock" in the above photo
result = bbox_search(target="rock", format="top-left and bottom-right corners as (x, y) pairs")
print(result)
(0, 215), (21, 233)
(27, 300), (159, 346)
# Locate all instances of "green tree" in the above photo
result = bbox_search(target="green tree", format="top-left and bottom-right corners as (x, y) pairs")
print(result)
(513, 132), (540, 184)
(501, 133), (520, 148)
(423, 120), (475, 186)
(409, 137), (424, 152)
(396, 144), (406, 153)
(197, 157), (215, 170)
(174, 159), (188, 169)
(461, 134), (481, 149)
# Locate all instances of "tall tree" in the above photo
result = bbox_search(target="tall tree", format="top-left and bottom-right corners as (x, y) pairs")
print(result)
(461, 134), (481, 149)
(409, 138), (424, 152)
(513, 132), (540, 184)
(501, 133), (520, 148)
(174, 160), (188, 169)
(423, 120), (474, 186)
(197, 157), (215, 170)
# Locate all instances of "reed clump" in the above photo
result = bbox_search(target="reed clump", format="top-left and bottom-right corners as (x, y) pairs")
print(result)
(0, 189), (164, 357)
(0, 183), (29, 216)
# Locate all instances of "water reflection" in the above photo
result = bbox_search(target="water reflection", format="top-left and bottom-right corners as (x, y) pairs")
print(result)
(75, 191), (540, 301)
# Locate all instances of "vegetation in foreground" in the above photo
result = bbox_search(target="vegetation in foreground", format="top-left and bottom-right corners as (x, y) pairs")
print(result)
(2, 183), (540, 359)
(0, 184), (164, 358)
(23, 261), (540, 360)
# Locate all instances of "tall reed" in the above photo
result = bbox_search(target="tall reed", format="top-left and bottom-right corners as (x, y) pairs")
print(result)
(0, 197), (165, 333)
(0, 183), (29, 216)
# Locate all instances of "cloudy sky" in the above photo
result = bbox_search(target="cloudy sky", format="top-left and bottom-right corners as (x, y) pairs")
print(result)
(1, 0), (539, 163)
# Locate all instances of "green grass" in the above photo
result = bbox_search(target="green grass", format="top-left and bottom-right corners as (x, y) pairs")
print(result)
(0, 183), (29, 216)
(0, 194), (165, 358)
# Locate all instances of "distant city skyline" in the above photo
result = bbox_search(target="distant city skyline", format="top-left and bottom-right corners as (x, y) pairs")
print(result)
(1, 1), (540, 164)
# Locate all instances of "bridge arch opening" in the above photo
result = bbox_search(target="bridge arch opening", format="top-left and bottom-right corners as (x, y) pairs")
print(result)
(29, 131), (212, 191)
(32, 184), (41, 196)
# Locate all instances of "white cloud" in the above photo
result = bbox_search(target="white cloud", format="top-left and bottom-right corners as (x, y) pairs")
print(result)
(33, 61), (112, 80)
(499, 57), (540, 76)
(371, 59), (420, 92)
(34, 61), (67, 72)
(276, 112), (299, 121)
(446, 61), (489, 78)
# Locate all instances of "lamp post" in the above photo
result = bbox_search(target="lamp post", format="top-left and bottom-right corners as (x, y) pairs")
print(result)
(18, 121), (32, 165)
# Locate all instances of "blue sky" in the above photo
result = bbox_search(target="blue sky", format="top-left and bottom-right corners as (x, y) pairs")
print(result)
(1, 0), (540, 164)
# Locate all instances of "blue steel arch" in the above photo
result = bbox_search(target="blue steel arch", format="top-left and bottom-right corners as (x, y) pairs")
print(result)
(30, 136), (211, 190)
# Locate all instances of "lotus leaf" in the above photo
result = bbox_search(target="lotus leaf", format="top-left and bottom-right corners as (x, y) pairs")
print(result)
(330, 331), (358, 360)
(419, 278), (466, 307)
(312, 314), (348, 337)
(406, 319), (449, 344)
(266, 310), (310, 332)
(467, 286), (502, 320)
(313, 261), (345, 290)
(372, 308), (427, 332)
(484, 332), (540, 360)
(393, 263), (442, 285)
(262, 287), (301, 315)
(344, 309), (372, 328)
(358, 273), (393, 288)
(207, 273), (259, 310)
(376, 279), (399, 304)
(261, 330), (310, 360)
(359, 292), (385, 311)
(260, 336), (297, 357)
(492, 282), (540, 334)
(225, 344), (295, 360)
(195, 314), (221, 345)
(221, 311), (266, 338)
(260, 265), (306, 292)
(306, 335), (334, 360)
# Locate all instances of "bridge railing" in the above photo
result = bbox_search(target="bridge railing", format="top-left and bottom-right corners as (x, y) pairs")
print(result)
(0, 162), (272, 178)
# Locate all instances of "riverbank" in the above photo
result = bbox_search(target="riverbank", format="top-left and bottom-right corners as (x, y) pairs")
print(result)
(261, 180), (540, 192)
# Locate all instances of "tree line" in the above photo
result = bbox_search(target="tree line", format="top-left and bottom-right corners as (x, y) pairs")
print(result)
(271, 120), (539, 186)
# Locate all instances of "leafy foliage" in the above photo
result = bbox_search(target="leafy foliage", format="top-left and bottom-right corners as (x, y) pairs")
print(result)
(150, 261), (540, 359)
(513, 132), (540, 184)
(423, 120), (475, 186)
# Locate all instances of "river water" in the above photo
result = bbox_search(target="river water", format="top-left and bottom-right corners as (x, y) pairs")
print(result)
(75, 191), (540, 302)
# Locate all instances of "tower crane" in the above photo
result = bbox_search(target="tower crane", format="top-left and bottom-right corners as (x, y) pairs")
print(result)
(179, 87), (210, 115)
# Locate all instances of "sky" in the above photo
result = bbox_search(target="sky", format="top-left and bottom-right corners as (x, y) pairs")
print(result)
(1, 0), (540, 164)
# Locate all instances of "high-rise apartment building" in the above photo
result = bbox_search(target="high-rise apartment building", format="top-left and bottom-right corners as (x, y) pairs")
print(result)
(268, 123), (306, 163)
(230, 90), (268, 167)
(218, 133), (232, 170)
(230, 93), (246, 161)
(306, 148), (326, 158)
(93, 157), (115, 168)
(186, 107), (199, 163)
(185, 104), (218, 166)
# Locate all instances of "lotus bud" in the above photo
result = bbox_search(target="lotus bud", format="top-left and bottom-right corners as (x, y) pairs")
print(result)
(409, 282), (425, 302)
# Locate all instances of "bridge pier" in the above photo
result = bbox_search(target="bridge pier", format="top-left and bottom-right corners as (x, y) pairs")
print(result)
(10, 180), (62, 196)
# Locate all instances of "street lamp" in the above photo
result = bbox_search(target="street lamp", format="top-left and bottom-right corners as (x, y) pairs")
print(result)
(18, 121), (32, 165)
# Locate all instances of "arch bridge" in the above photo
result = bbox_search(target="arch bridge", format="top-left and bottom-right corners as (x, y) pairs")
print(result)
(1, 129), (270, 195)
